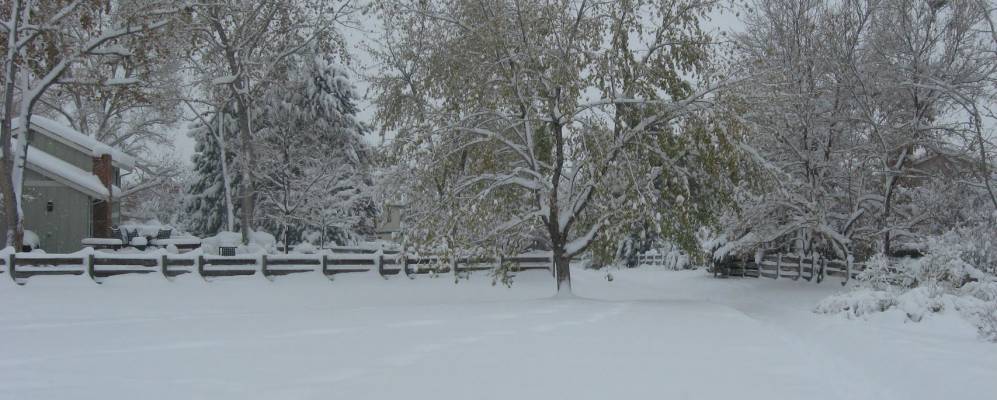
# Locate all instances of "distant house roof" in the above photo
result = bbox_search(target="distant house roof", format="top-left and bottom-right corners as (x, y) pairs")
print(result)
(910, 151), (975, 178)
(12, 115), (137, 170)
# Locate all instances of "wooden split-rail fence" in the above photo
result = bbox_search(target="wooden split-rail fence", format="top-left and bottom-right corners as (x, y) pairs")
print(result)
(0, 250), (553, 286)
(635, 253), (669, 267)
(715, 253), (866, 286)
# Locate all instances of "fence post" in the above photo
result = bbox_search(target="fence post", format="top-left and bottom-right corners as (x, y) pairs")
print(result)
(320, 254), (330, 280)
(401, 254), (412, 278)
(260, 254), (271, 281)
(817, 256), (825, 284)
(775, 254), (781, 280)
(451, 256), (459, 277)
(496, 254), (504, 273)
(0, 252), (7, 286)
(843, 256), (852, 286)
(197, 255), (207, 281)
(7, 252), (19, 285)
(86, 253), (99, 284)
(807, 253), (818, 282)
(795, 254), (802, 281)
(376, 253), (385, 278)
(160, 253), (171, 281)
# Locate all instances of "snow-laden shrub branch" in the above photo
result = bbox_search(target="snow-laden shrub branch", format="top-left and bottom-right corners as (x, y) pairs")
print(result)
(817, 230), (997, 341)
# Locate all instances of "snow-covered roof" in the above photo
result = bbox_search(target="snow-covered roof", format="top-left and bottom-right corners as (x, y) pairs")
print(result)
(12, 115), (137, 170)
(19, 145), (122, 200)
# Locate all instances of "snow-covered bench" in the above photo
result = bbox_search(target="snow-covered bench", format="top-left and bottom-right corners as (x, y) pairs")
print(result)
(81, 237), (125, 249)
(81, 237), (148, 250)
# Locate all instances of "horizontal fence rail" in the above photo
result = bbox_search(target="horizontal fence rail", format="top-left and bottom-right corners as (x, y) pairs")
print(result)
(636, 254), (668, 267)
(714, 253), (865, 286)
(0, 250), (553, 286)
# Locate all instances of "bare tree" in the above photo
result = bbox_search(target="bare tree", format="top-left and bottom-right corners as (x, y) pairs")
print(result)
(730, 0), (995, 260)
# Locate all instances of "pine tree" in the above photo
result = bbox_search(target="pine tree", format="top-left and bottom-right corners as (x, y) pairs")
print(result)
(183, 112), (241, 237)
(256, 52), (375, 248)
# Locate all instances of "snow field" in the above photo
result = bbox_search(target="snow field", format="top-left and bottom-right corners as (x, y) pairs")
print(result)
(0, 267), (994, 400)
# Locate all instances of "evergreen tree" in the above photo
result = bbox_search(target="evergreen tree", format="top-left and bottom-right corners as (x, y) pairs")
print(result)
(183, 112), (242, 237)
(256, 52), (375, 248)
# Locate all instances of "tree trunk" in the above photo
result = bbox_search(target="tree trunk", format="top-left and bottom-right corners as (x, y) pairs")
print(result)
(1, 78), (20, 251)
(0, 133), (19, 250)
(216, 106), (235, 232)
(282, 223), (289, 254)
(880, 147), (909, 256)
(971, 106), (997, 210)
(208, 9), (252, 240)
(234, 94), (256, 244)
(551, 242), (571, 294)
(1, 0), (23, 250)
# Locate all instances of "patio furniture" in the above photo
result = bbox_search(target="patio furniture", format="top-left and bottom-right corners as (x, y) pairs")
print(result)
(155, 228), (172, 240)
(219, 246), (237, 256)
(129, 236), (148, 251)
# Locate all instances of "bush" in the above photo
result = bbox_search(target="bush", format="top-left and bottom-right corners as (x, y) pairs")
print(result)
(814, 288), (898, 318)
(818, 230), (997, 342)
(858, 236), (991, 291)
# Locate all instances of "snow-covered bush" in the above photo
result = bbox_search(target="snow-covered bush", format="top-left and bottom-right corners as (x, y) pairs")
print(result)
(815, 288), (898, 317)
(22, 230), (40, 250)
(817, 282), (997, 341)
(859, 235), (992, 291)
(819, 232), (997, 341)
(292, 242), (317, 254)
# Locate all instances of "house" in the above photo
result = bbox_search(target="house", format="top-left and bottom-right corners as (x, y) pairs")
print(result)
(904, 151), (978, 187)
(375, 203), (404, 241)
(1, 116), (136, 252)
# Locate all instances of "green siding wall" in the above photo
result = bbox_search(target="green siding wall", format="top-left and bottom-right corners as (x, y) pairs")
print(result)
(21, 184), (93, 253)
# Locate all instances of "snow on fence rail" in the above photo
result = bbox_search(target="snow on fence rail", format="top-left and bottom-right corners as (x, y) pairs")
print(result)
(0, 250), (552, 286)
(715, 253), (865, 286)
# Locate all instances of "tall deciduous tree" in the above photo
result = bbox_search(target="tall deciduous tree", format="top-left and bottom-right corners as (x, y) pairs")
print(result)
(373, 0), (734, 293)
(40, 0), (184, 158)
(730, 0), (995, 260)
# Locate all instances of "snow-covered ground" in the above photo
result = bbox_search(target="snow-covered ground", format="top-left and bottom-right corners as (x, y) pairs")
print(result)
(1, 267), (993, 400)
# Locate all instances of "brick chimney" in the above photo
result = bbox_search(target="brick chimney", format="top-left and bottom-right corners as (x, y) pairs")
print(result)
(92, 154), (113, 238)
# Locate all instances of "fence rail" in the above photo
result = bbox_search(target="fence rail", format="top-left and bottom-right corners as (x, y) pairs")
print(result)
(714, 253), (865, 286)
(3, 247), (865, 287)
(0, 250), (553, 286)
(636, 254), (669, 267)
